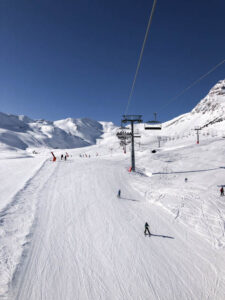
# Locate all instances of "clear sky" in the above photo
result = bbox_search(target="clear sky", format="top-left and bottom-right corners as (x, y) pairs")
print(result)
(0, 0), (224, 124)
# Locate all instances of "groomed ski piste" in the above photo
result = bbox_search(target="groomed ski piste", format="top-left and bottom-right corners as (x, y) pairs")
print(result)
(0, 120), (225, 300)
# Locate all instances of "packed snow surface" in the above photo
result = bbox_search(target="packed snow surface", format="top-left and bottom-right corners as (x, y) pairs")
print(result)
(1, 131), (225, 299)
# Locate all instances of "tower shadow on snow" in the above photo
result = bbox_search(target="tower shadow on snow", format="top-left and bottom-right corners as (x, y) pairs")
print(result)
(153, 167), (219, 175)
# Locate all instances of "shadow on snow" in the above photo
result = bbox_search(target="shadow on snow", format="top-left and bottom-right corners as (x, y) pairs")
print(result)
(152, 167), (220, 175)
(150, 234), (174, 239)
(120, 197), (139, 202)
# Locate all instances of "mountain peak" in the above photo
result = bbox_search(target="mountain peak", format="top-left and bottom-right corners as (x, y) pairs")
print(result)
(208, 79), (225, 96)
(164, 79), (225, 134)
(192, 79), (225, 114)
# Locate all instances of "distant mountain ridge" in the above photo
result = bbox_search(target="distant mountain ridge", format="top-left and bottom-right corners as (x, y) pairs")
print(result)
(0, 113), (103, 150)
(0, 79), (224, 150)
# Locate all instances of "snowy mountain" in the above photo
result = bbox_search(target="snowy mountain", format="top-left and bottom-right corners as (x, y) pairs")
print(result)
(0, 113), (103, 150)
(163, 79), (225, 135)
(0, 79), (224, 151)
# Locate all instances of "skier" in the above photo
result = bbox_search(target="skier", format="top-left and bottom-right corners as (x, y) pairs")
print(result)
(185, 178), (188, 183)
(144, 222), (151, 236)
(117, 189), (121, 198)
(61, 154), (63, 160)
(64, 155), (67, 161)
(220, 187), (224, 196)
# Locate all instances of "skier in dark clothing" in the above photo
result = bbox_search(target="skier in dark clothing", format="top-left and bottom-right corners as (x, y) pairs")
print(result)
(117, 190), (121, 198)
(64, 155), (67, 161)
(220, 187), (224, 196)
(61, 154), (63, 160)
(144, 222), (151, 236)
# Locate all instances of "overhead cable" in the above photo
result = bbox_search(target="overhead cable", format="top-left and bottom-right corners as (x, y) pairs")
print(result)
(159, 59), (225, 112)
(125, 0), (157, 114)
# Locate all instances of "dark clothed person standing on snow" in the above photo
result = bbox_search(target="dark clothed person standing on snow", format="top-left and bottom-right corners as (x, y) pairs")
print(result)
(144, 222), (151, 236)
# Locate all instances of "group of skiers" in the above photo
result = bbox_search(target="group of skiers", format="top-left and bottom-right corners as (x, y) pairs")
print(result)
(117, 189), (151, 236)
(79, 153), (99, 158)
(61, 153), (69, 161)
(80, 153), (91, 158)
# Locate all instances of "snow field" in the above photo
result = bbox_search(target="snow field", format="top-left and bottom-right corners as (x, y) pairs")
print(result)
(0, 151), (47, 211)
(0, 123), (225, 299)
(0, 158), (56, 296)
(9, 155), (225, 299)
(133, 138), (225, 249)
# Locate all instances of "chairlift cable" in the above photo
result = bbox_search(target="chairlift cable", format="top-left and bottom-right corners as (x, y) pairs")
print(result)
(125, 0), (157, 115)
(159, 59), (225, 112)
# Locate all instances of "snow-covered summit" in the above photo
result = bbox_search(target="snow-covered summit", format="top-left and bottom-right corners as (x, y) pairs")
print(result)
(192, 79), (225, 114)
(208, 79), (225, 96)
(0, 112), (31, 132)
(0, 112), (104, 150)
(164, 79), (225, 134)
(54, 117), (103, 145)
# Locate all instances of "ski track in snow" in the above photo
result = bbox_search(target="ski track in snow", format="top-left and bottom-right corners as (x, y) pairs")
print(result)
(132, 141), (225, 251)
(0, 159), (57, 298)
(1, 155), (223, 300)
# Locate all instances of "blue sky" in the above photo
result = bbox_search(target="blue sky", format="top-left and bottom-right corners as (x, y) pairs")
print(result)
(0, 0), (224, 124)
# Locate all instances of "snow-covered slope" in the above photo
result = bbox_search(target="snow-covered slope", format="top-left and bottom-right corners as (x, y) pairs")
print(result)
(1, 134), (225, 299)
(0, 114), (103, 150)
(54, 118), (103, 145)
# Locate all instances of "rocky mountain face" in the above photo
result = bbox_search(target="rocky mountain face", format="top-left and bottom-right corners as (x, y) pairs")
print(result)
(192, 80), (225, 115)
(164, 79), (225, 134)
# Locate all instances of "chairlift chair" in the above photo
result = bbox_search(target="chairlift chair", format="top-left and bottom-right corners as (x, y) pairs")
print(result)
(144, 113), (162, 130)
(116, 127), (132, 140)
(144, 120), (162, 130)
